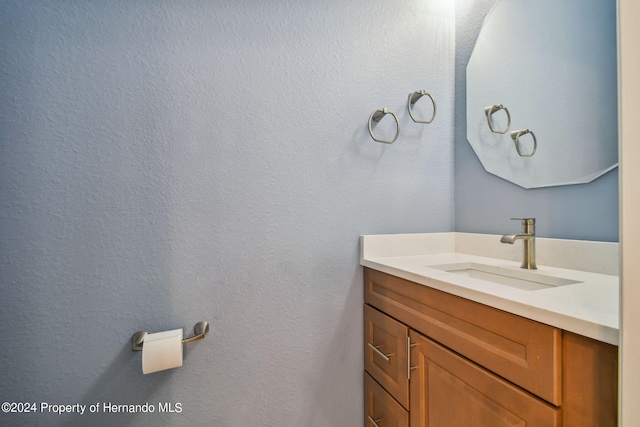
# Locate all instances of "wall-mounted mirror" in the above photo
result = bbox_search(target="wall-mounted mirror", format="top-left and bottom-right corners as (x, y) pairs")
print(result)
(466, 0), (617, 189)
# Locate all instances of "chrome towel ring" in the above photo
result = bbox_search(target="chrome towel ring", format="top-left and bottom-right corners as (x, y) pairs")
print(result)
(511, 129), (537, 157)
(368, 108), (400, 144)
(485, 104), (511, 134)
(408, 90), (436, 124)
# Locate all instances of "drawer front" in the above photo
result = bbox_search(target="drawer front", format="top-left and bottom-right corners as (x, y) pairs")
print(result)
(364, 304), (409, 409)
(364, 372), (409, 427)
(364, 268), (561, 405)
(409, 330), (560, 427)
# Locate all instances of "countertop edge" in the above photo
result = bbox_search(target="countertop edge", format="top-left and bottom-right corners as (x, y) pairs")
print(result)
(361, 258), (619, 346)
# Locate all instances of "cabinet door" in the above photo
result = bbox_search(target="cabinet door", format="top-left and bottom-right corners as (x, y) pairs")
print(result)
(364, 304), (409, 409)
(364, 372), (409, 427)
(409, 331), (560, 427)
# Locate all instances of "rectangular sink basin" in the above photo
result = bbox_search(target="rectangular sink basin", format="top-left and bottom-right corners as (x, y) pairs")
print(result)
(429, 262), (582, 291)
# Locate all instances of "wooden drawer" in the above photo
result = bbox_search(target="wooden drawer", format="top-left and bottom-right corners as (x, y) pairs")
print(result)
(364, 304), (409, 409)
(364, 372), (409, 427)
(364, 268), (562, 405)
(409, 330), (560, 427)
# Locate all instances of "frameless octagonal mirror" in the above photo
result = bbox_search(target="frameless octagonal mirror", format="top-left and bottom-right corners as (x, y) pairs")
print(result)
(466, 0), (617, 189)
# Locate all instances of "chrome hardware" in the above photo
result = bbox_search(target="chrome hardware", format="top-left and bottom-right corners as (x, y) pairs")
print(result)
(182, 321), (210, 344)
(407, 337), (418, 379)
(510, 129), (537, 157)
(368, 342), (391, 362)
(408, 90), (436, 124)
(131, 321), (210, 351)
(368, 416), (383, 427)
(500, 218), (537, 269)
(485, 104), (511, 134)
(368, 108), (400, 144)
(409, 365), (418, 380)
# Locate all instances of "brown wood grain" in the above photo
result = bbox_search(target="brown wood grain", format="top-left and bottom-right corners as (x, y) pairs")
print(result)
(409, 330), (560, 427)
(364, 304), (410, 410)
(363, 268), (619, 426)
(365, 267), (562, 405)
(364, 372), (409, 427)
(562, 331), (618, 427)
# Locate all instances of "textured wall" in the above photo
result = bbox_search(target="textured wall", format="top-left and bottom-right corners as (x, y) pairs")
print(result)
(0, 1), (455, 425)
(454, 0), (619, 242)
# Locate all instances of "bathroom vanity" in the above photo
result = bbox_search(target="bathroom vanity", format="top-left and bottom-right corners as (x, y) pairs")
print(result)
(361, 233), (619, 427)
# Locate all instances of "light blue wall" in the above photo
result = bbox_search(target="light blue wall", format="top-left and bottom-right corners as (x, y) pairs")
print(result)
(1, 2), (618, 425)
(0, 1), (455, 426)
(455, 0), (619, 242)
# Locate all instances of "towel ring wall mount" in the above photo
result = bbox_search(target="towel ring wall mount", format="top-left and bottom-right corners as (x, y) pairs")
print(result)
(408, 90), (437, 124)
(368, 108), (400, 144)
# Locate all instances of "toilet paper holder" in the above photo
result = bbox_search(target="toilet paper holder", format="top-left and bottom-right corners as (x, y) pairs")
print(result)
(131, 321), (210, 352)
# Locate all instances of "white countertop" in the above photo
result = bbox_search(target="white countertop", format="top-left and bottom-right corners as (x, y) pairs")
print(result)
(361, 233), (620, 346)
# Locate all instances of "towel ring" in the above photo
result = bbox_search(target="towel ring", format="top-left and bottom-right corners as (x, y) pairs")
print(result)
(408, 90), (436, 124)
(485, 104), (511, 134)
(368, 108), (400, 144)
(510, 129), (537, 157)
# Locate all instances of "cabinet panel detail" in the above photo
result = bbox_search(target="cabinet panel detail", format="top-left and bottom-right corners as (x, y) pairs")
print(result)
(364, 372), (409, 427)
(364, 267), (561, 405)
(562, 331), (618, 427)
(364, 304), (409, 409)
(409, 331), (560, 427)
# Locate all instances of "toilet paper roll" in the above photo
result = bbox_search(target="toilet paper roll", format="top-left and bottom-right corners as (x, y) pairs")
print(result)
(142, 328), (183, 374)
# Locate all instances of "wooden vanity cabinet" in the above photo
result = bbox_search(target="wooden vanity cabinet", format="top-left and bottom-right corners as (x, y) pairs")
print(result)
(363, 267), (618, 427)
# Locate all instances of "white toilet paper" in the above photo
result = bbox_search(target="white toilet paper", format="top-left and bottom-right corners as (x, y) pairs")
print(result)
(142, 328), (183, 374)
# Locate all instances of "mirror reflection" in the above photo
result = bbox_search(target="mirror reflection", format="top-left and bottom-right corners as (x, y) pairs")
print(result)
(466, 0), (617, 189)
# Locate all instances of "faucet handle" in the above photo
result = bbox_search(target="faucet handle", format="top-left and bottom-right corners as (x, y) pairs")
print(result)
(510, 217), (535, 224)
(510, 218), (535, 234)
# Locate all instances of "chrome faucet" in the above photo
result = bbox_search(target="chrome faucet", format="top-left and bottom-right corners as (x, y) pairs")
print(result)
(500, 218), (537, 269)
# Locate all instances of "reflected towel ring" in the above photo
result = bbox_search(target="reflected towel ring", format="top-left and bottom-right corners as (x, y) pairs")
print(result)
(510, 129), (537, 157)
(408, 90), (436, 124)
(368, 108), (400, 144)
(485, 104), (511, 134)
